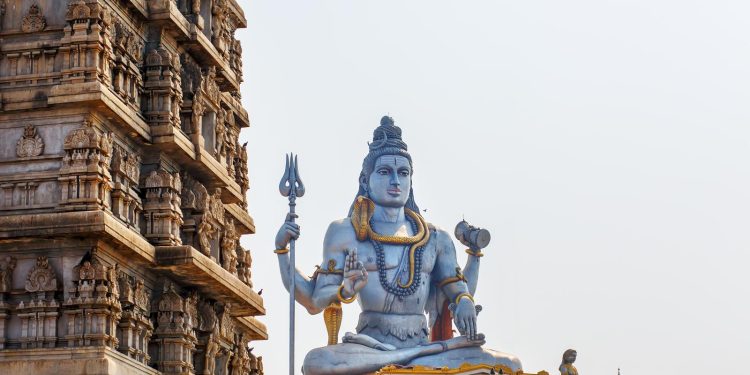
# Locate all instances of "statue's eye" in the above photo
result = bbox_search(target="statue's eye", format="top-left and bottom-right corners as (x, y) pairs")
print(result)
(399, 170), (410, 177)
(377, 169), (389, 175)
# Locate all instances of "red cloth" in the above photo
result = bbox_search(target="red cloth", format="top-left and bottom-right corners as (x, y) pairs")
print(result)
(430, 300), (454, 341)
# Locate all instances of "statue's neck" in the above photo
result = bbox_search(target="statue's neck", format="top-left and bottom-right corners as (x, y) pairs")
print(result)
(371, 205), (405, 224)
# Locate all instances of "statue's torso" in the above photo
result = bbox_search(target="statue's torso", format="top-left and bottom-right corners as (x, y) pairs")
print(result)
(329, 218), (438, 316)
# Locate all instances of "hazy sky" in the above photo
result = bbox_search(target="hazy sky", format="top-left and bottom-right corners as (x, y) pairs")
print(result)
(235, 1), (750, 374)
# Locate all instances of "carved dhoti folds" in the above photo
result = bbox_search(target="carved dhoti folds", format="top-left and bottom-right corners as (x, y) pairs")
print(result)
(356, 312), (430, 349)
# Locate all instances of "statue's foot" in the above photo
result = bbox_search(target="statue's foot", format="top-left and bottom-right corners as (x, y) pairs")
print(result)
(342, 332), (397, 351)
(442, 333), (486, 351)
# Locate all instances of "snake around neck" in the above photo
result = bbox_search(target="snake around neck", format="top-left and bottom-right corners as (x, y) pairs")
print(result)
(351, 196), (431, 296)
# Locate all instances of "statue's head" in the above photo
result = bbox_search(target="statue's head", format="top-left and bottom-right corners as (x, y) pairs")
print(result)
(349, 116), (419, 215)
(562, 349), (577, 364)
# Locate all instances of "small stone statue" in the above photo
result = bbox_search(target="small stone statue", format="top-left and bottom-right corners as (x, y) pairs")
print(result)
(559, 349), (578, 375)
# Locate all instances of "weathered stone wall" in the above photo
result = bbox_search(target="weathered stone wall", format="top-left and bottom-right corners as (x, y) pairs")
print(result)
(0, 1), (262, 374)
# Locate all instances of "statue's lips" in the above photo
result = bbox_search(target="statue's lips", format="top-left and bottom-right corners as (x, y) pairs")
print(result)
(387, 189), (401, 195)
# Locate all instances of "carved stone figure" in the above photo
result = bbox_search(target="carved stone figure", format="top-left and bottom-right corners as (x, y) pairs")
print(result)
(274, 116), (521, 374)
(559, 349), (578, 375)
(197, 218), (215, 256)
(215, 108), (226, 157)
(0, 257), (16, 294)
(21, 4), (46, 33)
(221, 219), (238, 274)
(16, 125), (44, 158)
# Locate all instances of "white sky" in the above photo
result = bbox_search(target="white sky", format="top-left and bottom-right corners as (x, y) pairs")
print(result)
(235, 1), (750, 374)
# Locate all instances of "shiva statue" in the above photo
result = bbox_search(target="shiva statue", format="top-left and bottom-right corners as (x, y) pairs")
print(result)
(559, 349), (578, 375)
(274, 116), (522, 374)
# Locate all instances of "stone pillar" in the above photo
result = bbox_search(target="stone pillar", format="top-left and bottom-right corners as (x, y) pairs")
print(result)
(117, 275), (153, 364)
(151, 283), (197, 375)
(110, 145), (143, 227)
(59, 119), (113, 211)
(144, 46), (184, 134)
(18, 256), (59, 349)
(142, 169), (183, 245)
(58, 0), (113, 86)
(63, 252), (121, 348)
(0, 256), (16, 349)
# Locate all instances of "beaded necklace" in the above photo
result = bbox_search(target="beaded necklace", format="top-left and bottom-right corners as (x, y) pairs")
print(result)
(371, 214), (425, 297)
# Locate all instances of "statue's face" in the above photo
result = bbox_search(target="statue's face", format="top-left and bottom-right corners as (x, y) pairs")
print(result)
(566, 351), (577, 363)
(367, 155), (412, 208)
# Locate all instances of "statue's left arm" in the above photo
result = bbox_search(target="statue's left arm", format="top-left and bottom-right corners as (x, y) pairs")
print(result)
(432, 228), (479, 340)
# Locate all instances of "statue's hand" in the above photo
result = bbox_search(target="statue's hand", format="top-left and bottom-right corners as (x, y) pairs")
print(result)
(274, 213), (300, 250)
(342, 248), (368, 298)
(453, 296), (479, 341)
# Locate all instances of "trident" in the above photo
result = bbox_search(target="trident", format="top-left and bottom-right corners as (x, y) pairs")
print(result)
(279, 153), (305, 375)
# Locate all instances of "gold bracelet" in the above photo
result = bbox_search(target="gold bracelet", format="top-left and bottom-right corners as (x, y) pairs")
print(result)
(337, 285), (357, 304)
(465, 249), (484, 257)
(274, 248), (289, 254)
(454, 292), (474, 305)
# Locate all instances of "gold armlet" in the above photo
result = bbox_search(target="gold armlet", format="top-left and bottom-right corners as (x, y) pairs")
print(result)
(454, 292), (474, 305)
(465, 249), (484, 257)
(274, 248), (289, 254)
(438, 267), (468, 288)
(337, 285), (357, 304)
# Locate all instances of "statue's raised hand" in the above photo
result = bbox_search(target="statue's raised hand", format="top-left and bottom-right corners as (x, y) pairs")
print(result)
(274, 213), (300, 250)
(342, 248), (368, 298)
(453, 297), (480, 341)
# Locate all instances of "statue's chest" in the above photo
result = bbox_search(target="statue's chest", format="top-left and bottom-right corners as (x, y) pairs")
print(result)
(358, 238), (437, 274)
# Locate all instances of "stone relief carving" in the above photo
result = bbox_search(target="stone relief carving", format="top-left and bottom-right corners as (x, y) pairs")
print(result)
(209, 188), (224, 225)
(65, 252), (122, 348)
(0, 256), (16, 294)
(16, 125), (44, 158)
(218, 302), (234, 341)
(181, 173), (209, 211)
(60, 119), (114, 210)
(0, 2), (5, 31)
(144, 45), (183, 130)
(215, 108), (227, 158)
(134, 279), (150, 313)
(66, 0), (91, 21)
(237, 246), (253, 288)
(21, 4), (46, 33)
(117, 273), (153, 364)
(110, 19), (145, 108)
(221, 218), (238, 274)
(153, 282), (197, 374)
(110, 145), (143, 227)
(18, 255), (59, 349)
(25, 256), (57, 293)
(205, 66), (221, 105)
(196, 217), (216, 256)
(142, 169), (184, 245)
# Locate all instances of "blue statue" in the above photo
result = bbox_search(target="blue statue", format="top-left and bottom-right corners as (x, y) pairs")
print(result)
(274, 116), (522, 374)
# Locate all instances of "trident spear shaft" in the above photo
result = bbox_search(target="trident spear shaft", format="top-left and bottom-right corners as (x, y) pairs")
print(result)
(279, 153), (305, 375)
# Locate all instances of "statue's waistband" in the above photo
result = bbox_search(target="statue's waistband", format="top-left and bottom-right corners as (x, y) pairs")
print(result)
(356, 311), (429, 341)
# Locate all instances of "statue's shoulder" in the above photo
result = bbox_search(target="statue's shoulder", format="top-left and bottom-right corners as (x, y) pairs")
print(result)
(322, 218), (357, 252)
(426, 222), (451, 241)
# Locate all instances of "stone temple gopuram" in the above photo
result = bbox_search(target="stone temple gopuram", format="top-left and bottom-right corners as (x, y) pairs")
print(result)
(0, 0), (265, 374)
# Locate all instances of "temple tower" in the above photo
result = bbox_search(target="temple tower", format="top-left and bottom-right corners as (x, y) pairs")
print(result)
(0, 1), (264, 374)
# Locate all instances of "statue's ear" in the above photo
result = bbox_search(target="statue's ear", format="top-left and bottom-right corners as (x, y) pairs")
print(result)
(359, 174), (368, 191)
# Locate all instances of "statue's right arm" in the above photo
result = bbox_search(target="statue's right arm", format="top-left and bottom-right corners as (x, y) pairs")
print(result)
(275, 217), (348, 315)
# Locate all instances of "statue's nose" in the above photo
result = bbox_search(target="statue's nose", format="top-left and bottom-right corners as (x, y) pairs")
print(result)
(390, 173), (400, 186)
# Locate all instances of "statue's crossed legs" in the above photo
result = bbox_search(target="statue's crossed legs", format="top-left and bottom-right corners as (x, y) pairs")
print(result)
(302, 333), (487, 375)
